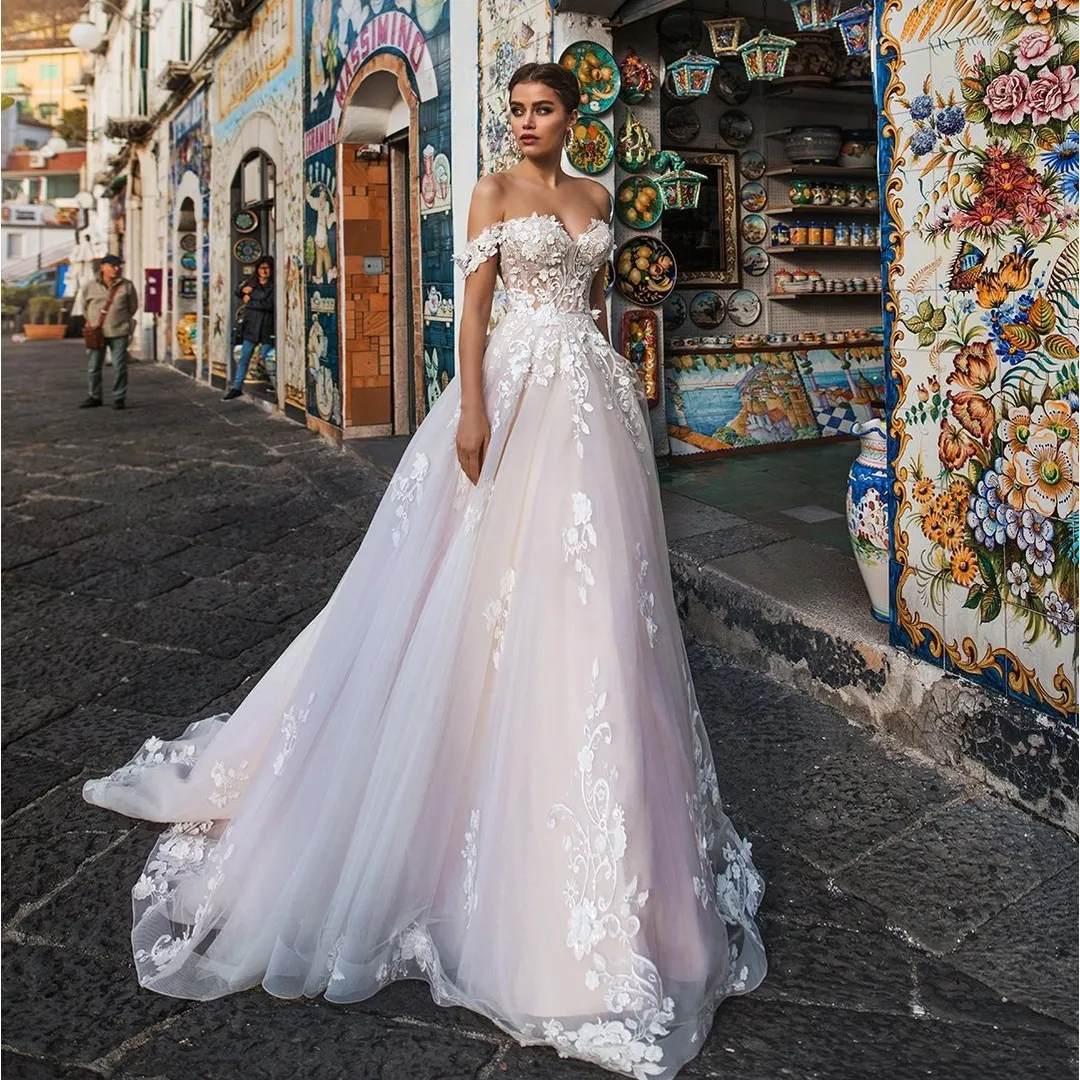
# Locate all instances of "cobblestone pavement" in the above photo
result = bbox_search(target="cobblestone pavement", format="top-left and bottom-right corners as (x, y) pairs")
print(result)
(3, 343), (1077, 1080)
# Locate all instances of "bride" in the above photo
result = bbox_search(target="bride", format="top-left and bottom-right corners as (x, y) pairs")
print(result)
(83, 62), (766, 1078)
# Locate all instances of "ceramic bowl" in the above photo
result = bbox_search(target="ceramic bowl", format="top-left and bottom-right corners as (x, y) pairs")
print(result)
(783, 125), (841, 165)
(838, 129), (877, 169)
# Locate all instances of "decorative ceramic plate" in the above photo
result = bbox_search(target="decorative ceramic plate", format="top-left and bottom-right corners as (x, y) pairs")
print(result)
(233, 237), (262, 263)
(713, 60), (752, 105)
(740, 181), (768, 212)
(233, 210), (258, 233)
(742, 246), (770, 276)
(663, 291), (688, 330)
(658, 9), (703, 56)
(567, 117), (614, 174)
(727, 288), (762, 326)
(740, 214), (768, 244)
(180, 251), (198, 271)
(739, 150), (767, 180)
(689, 290), (726, 328)
(179, 233), (197, 253)
(615, 176), (663, 229)
(615, 237), (677, 306)
(560, 41), (620, 115)
(179, 276), (197, 298)
(661, 103), (700, 145)
(719, 109), (754, 147)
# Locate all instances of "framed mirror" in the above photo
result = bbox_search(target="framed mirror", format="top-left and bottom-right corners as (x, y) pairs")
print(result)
(660, 152), (740, 287)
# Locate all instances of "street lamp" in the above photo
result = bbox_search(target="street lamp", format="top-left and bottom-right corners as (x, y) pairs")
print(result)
(41, 135), (69, 159)
(69, 16), (105, 52)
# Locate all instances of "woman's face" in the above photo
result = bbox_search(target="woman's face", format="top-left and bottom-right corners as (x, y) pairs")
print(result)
(257, 263), (271, 283)
(509, 81), (573, 158)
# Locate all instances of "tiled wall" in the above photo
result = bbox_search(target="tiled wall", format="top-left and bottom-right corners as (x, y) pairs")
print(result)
(879, 0), (1078, 723)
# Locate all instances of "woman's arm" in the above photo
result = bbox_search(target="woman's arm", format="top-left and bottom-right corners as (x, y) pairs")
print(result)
(455, 175), (503, 485)
(235, 278), (253, 301)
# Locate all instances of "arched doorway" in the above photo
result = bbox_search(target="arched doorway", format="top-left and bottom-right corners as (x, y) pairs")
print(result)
(337, 61), (422, 435)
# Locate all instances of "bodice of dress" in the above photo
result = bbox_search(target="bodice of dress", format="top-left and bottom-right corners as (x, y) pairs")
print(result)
(453, 213), (611, 315)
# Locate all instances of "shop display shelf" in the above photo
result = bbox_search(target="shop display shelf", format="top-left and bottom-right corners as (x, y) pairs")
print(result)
(763, 164), (878, 179)
(768, 291), (883, 300)
(665, 337), (882, 353)
(768, 245), (881, 253)
(762, 81), (874, 106)
(769, 205), (879, 216)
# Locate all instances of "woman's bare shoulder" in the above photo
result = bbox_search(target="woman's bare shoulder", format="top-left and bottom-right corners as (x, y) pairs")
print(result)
(572, 177), (613, 222)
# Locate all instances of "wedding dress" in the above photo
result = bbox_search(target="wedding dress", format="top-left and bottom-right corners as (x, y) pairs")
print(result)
(83, 212), (766, 1079)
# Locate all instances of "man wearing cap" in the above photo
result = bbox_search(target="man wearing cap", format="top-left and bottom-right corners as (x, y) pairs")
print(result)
(80, 254), (140, 410)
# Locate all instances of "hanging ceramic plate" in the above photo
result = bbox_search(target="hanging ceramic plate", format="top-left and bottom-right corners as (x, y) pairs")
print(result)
(233, 209), (258, 233)
(740, 181), (768, 212)
(719, 109), (754, 147)
(615, 236), (677, 306)
(740, 213), (768, 244)
(567, 117), (614, 174)
(233, 237), (262, 264)
(560, 41), (620, 115)
(615, 176), (663, 230)
(739, 150), (767, 180)
(728, 288), (762, 326)
(713, 60), (752, 105)
(689, 290), (727, 329)
(179, 233), (197, 253)
(742, 246), (770, 277)
(658, 9), (703, 57)
(661, 103), (700, 145)
(603, 259), (615, 296)
(663, 291), (688, 331)
(180, 251), (198, 271)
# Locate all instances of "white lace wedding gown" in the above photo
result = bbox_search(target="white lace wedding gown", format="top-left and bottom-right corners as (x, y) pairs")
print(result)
(83, 212), (766, 1079)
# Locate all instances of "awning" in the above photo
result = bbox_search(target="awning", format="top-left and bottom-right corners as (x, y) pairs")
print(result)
(554, 0), (688, 24)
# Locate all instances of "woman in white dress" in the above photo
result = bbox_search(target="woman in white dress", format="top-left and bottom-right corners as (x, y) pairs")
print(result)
(83, 63), (766, 1078)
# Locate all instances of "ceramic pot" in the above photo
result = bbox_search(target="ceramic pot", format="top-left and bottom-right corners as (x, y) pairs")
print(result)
(839, 128), (877, 169)
(782, 32), (840, 81)
(784, 125), (841, 164)
(846, 418), (890, 622)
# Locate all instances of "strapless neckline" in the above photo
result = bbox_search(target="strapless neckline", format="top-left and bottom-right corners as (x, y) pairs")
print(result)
(500, 212), (608, 244)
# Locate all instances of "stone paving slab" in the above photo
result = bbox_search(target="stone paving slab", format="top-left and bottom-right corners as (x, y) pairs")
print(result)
(2, 346), (1076, 1079)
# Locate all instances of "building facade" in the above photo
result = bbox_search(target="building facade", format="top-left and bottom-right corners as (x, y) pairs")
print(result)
(0, 46), (84, 123)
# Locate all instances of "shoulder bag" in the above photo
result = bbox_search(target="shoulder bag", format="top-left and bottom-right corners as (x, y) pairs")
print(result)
(83, 283), (120, 350)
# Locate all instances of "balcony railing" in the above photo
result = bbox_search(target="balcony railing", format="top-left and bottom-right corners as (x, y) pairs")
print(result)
(103, 117), (152, 142)
(156, 61), (193, 93)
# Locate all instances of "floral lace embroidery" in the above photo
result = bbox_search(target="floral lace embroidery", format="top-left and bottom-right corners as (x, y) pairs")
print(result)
(634, 545), (658, 648)
(453, 224), (502, 278)
(462, 808), (480, 926)
(546, 658), (674, 1079)
(273, 693), (315, 776)
(482, 568), (515, 669)
(83, 736), (197, 802)
(388, 452), (430, 548)
(463, 478), (495, 535)
(208, 759), (250, 809)
(563, 492), (597, 605)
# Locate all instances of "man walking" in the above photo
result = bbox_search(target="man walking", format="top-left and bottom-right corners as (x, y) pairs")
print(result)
(79, 254), (139, 410)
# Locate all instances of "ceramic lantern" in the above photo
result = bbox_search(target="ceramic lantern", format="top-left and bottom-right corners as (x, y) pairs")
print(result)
(737, 30), (796, 81)
(786, 0), (842, 30)
(704, 17), (748, 55)
(832, 1), (873, 55)
(666, 51), (720, 97)
(652, 151), (707, 210)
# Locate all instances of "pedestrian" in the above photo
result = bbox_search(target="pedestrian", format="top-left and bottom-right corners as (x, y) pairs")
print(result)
(79, 254), (139, 410)
(83, 62), (766, 1079)
(223, 256), (275, 401)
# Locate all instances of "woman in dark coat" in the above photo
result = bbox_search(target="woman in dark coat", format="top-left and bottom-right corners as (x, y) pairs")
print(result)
(223, 256), (275, 400)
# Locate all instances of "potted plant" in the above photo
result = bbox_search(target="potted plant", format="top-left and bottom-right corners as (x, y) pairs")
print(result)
(24, 296), (66, 341)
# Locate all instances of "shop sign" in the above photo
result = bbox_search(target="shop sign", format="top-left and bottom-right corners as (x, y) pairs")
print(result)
(217, 0), (293, 121)
(144, 268), (163, 314)
(1, 202), (79, 227)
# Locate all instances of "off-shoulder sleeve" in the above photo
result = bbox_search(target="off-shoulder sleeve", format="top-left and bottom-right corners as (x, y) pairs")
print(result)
(453, 223), (502, 277)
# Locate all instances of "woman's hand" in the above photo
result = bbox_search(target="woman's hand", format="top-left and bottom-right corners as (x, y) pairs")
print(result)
(241, 285), (253, 299)
(456, 403), (490, 486)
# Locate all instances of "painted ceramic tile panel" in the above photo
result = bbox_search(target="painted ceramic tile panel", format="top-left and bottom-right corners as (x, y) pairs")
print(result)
(880, 0), (1078, 721)
(665, 351), (819, 457)
(798, 346), (887, 436)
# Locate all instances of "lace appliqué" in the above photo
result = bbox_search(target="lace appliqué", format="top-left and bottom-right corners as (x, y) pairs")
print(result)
(83, 736), (197, 803)
(563, 492), (597, 605)
(388, 451), (430, 548)
(453, 224), (502, 278)
(208, 759), (250, 809)
(546, 658), (674, 1079)
(634, 545), (658, 648)
(273, 692), (316, 776)
(463, 478), (495, 535)
(462, 809), (480, 926)
(482, 568), (515, 669)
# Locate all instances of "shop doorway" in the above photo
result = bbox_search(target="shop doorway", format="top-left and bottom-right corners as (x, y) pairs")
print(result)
(173, 186), (203, 376)
(224, 149), (278, 401)
(337, 65), (421, 436)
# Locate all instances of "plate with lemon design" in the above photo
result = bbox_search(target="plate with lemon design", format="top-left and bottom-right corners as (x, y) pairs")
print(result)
(615, 177), (663, 230)
(560, 41), (621, 115)
(615, 237), (677, 306)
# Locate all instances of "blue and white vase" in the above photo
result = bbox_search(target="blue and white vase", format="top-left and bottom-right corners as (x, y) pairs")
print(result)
(846, 418), (890, 622)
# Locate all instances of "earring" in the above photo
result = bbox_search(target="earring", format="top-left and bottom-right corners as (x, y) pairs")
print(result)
(564, 127), (579, 158)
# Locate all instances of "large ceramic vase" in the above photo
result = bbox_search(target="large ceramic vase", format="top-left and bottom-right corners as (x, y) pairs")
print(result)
(846, 419), (890, 622)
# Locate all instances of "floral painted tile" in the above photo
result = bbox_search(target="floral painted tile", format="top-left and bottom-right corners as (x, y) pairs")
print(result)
(1004, 599), (1078, 720)
(894, 565), (947, 666)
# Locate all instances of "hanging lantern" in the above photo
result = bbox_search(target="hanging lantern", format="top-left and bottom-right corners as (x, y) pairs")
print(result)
(832, 2), (873, 55)
(737, 30), (796, 81)
(652, 151), (708, 210)
(786, 0), (842, 31)
(704, 17), (748, 55)
(619, 48), (656, 103)
(665, 51), (721, 98)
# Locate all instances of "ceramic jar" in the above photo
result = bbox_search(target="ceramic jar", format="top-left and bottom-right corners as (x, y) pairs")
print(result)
(790, 178), (813, 204)
(846, 419), (891, 622)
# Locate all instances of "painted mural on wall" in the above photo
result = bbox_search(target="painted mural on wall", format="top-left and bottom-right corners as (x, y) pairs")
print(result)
(880, 0), (1078, 720)
(303, 0), (452, 418)
(210, 0), (306, 410)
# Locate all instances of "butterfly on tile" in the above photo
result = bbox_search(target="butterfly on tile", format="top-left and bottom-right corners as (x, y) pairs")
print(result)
(948, 242), (987, 292)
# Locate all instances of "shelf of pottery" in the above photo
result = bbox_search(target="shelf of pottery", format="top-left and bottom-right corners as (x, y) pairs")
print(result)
(596, 2), (886, 457)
